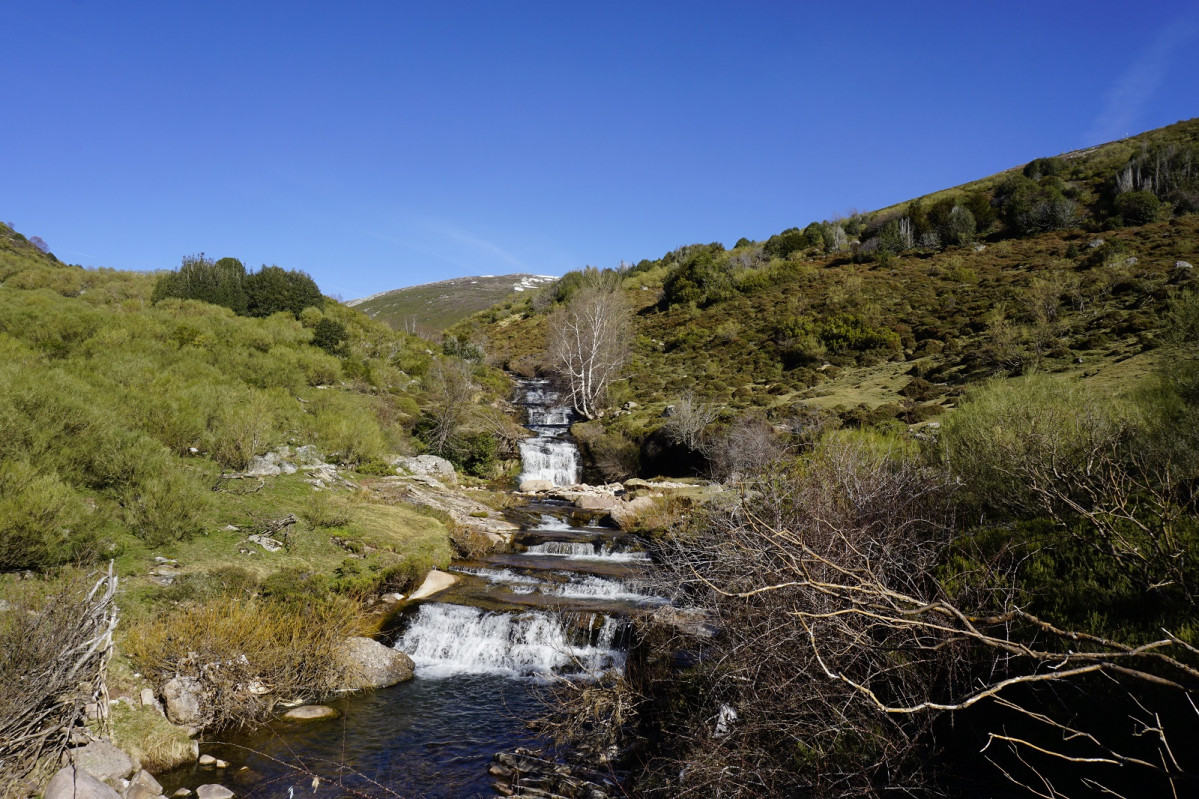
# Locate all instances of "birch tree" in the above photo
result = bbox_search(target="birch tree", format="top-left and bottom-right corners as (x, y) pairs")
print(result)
(548, 280), (630, 420)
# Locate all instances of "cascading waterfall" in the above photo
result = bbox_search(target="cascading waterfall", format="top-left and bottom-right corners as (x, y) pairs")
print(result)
(517, 379), (580, 486)
(524, 541), (651, 562)
(396, 603), (627, 678)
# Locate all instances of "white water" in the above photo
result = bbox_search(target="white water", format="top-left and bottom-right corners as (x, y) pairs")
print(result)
(524, 541), (651, 562)
(395, 603), (626, 678)
(517, 380), (580, 486)
(553, 575), (667, 604)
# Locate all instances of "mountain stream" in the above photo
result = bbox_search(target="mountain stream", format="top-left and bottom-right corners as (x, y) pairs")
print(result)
(158, 379), (660, 798)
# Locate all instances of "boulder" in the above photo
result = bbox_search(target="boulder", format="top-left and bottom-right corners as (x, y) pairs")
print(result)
(282, 704), (341, 722)
(408, 569), (458, 600)
(125, 769), (164, 799)
(69, 740), (136, 785)
(44, 767), (122, 799)
(1177, 260), (1194, 270)
(518, 479), (555, 493)
(574, 493), (620, 511)
(161, 676), (204, 727)
(196, 787), (235, 799)
(609, 496), (658, 529)
(339, 636), (415, 689)
(392, 454), (457, 485)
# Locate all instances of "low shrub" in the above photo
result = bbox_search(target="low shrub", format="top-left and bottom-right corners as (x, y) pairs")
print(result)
(123, 596), (366, 729)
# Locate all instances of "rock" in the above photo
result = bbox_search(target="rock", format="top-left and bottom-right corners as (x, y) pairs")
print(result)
(381, 592), (405, 603)
(1123, 256), (1138, 266)
(247, 534), (284, 553)
(243, 455), (281, 477)
(574, 493), (620, 511)
(518, 479), (555, 493)
(216, 759), (229, 769)
(296, 445), (328, 467)
(161, 677), (204, 727)
(661, 405), (676, 417)
(282, 704), (341, 722)
(973, 244), (986, 252)
(69, 740), (136, 785)
(609, 496), (658, 529)
(173, 791), (193, 797)
(44, 766), (122, 799)
(392, 454), (457, 485)
(125, 769), (163, 799)
(196, 786), (235, 799)
(338, 636), (415, 689)
(1088, 238), (1105, 249)
(622, 401), (639, 410)
(1177, 260), (1194, 270)
(221, 524), (239, 532)
(199, 754), (216, 766)
(140, 689), (160, 715)
(408, 569), (459, 600)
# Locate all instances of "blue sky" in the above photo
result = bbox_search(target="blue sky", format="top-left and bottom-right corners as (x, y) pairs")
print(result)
(3, 1), (1197, 300)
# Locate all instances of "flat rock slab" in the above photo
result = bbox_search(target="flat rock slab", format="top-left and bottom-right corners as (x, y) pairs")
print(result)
(409, 569), (459, 600)
(282, 704), (341, 722)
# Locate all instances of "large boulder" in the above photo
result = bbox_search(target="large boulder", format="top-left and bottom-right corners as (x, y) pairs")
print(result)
(408, 569), (459, 600)
(44, 767), (121, 799)
(339, 636), (415, 689)
(574, 493), (620, 511)
(125, 769), (164, 799)
(518, 479), (555, 493)
(69, 740), (136, 785)
(609, 496), (659, 529)
(161, 676), (204, 726)
(392, 454), (457, 485)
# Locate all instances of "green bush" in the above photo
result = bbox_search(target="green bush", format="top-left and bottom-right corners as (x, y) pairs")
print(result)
(0, 461), (97, 570)
(1113, 190), (1161, 225)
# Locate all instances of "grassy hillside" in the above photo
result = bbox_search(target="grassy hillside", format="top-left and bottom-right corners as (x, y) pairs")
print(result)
(349, 273), (557, 335)
(0, 224), (521, 781)
(452, 118), (1199, 476)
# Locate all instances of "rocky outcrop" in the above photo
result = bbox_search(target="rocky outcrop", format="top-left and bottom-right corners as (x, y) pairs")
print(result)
(338, 636), (415, 689)
(364, 475), (518, 548)
(125, 769), (165, 799)
(44, 766), (122, 799)
(391, 454), (458, 484)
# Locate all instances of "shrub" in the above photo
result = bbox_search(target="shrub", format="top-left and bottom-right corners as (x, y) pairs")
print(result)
(1113, 190), (1161, 225)
(123, 596), (366, 729)
(0, 461), (96, 571)
(311, 317), (348, 355)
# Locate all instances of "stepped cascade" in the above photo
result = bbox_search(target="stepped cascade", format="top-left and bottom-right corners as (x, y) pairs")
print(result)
(517, 378), (581, 486)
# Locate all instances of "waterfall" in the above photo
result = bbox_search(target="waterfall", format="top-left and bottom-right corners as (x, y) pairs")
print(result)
(524, 541), (651, 562)
(395, 603), (627, 678)
(517, 379), (580, 486)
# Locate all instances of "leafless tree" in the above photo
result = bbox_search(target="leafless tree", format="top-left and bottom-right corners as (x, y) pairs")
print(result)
(28, 236), (49, 253)
(547, 281), (631, 420)
(662, 391), (721, 454)
(422, 357), (476, 456)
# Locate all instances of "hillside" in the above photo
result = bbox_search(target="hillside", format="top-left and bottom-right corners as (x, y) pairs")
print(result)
(348, 273), (557, 335)
(452, 117), (1199, 477)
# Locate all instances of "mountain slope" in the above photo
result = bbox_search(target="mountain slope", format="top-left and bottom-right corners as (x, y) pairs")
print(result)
(450, 118), (1199, 477)
(348, 273), (557, 335)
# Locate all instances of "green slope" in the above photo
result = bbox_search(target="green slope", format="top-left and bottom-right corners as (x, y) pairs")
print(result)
(349, 273), (557, 335)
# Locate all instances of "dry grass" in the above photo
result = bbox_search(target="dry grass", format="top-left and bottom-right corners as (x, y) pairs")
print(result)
(122, 596), (367, 729)
(109, 702), (197, 772)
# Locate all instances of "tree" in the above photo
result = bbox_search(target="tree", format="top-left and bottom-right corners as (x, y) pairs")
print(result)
(548, 279), (631, 420)
(243, 265), (324, 318)
(29, 235), (49, 253)
(420, 357), (476, 457)
(662, 391), (720, 454)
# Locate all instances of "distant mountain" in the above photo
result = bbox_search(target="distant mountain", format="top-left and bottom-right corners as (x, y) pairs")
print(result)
(347, 273), (557, 335)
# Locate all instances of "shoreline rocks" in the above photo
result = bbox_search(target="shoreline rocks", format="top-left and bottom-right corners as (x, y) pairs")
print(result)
(338, 636), (415, 689)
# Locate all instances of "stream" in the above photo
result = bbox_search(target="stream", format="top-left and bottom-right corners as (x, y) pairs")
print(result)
(159, 379), (660, 798)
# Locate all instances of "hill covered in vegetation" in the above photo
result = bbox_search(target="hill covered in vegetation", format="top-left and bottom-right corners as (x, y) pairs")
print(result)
(349, 273), (557, 335)
(0, 222), (522, 790)
(453, 117), (1199, 478)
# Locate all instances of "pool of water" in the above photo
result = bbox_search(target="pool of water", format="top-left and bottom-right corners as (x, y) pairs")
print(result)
(157, 674), (545, 798)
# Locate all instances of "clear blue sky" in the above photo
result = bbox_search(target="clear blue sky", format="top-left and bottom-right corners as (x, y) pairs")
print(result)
(4, 1), (1197, 300)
